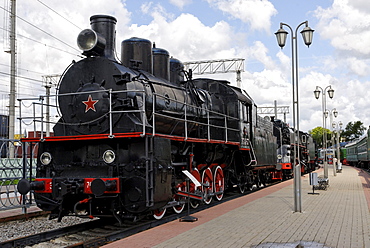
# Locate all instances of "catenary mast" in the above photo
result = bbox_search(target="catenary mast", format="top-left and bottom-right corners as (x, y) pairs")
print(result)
(8, 0), (16, 157)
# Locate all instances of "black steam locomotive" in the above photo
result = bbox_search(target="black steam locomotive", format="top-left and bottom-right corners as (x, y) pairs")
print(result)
(18, 15), (308, 222)
(273, 119), (317, 179)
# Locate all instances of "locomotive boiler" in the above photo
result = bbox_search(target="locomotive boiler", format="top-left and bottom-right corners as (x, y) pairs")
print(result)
(18, 15), (279, 222)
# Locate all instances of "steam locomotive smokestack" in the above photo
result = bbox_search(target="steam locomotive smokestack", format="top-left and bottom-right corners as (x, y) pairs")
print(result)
(90, 15), (117, 60)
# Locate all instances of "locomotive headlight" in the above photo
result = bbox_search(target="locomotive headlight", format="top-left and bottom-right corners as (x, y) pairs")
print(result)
(77, 29), (106, 56)
(103, 150), (115, 164)
(40, 152), (52, 165)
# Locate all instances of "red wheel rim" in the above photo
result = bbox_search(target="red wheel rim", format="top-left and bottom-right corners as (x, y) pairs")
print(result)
(202, 168), (213, 204)
(213, 166), (224, 201)
(189, 169), (201, 208)
(153, 208), (166, 220)
(173, 183), (186, 214)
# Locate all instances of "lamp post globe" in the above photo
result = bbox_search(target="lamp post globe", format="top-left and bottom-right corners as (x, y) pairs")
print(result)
(314, 88), (320, 99)
(275, 28), (288, 48)
(328, 88), (334, 99)
(333, 108), (338, 118)
(300, 26), (314, 47)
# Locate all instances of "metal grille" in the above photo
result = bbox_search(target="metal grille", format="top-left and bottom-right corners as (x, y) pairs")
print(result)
(0, 140), (36, 211)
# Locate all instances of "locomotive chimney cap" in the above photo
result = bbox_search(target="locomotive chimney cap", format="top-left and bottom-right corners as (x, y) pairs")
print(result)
(90, 15), (117, 23)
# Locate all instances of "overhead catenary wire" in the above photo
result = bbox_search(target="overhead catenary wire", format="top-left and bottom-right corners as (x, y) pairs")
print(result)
(0, 26), (82, 57)
(0, 5), (80, 53)
(0, 3), (84, 80)
(0, 61), (45, 75)
(36, 0), (82, 31)
(0, 71), (43, 83)
(0, 1), (86, 80)
(0, 2), (69, 119)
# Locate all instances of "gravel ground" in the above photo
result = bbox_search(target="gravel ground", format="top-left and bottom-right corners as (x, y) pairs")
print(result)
(0, 214), (91, 242)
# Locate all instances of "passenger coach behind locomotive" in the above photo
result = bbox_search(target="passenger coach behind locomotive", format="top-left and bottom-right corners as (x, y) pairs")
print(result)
(18, 14), (278, 222)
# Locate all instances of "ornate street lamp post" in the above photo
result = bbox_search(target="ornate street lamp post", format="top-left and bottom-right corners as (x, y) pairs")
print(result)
(327, 108), (338, 176)
(332, 120), (343, 174)
(275, 21), (314, 213)
(314, 86), (334, 178)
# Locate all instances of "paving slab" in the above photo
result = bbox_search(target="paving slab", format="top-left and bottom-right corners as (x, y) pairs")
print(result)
(105, 166), (370, 247)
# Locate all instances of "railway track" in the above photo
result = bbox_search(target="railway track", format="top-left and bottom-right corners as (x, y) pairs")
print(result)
(0, 182), (281, 247)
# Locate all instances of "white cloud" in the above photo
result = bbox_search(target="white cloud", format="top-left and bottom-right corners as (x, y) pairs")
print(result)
(315, 0), (370, 57)
(169, 0), (193, 9)
(348, 0), (370, 14)
(141, 2), (175, 20)
(276, 50), (290, 69)
(126, 12), (236, 61)
(347, 57), (369, 77)
(247, 41), (276, 70)
(294, 69), (370, 132)
(206, 0), (277, 32)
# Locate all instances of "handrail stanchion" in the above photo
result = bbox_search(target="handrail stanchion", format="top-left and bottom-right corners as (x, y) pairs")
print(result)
(184, 101), (188, 141)
(109, 89), (113, 137)
(33, 103), (36, 137)
(152, 94), (156, 137)
(21, 139), (27, 214)
(18, 99), (22, 140)
(224, 115), (228, 143)
(207, 108), (210, 142)
(40, 97), (44, 140)
(142, 91), (146, 137)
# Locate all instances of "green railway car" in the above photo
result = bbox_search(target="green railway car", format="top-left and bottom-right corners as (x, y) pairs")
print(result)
(345, 128), (370, 169)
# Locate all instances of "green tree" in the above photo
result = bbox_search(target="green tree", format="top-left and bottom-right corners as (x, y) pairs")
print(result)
(308, 126), (332, 148)
(341, 121), (366, 142)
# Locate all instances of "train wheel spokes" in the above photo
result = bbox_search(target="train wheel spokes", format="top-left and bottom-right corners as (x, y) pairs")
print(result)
(248, 184), (257, 191)
(190, 199), (199, 209)
(238, 173), (247, 194)
(202, 167), (213, 204)
(256, 176), (264, 188)
(189, 169), (201, 209)
(153, 208), (166, 220)
(173, 183), (186, 214)
(257, 180), (264, 188)
(213, 166), (224, 201)
(239, 183), (246, 194)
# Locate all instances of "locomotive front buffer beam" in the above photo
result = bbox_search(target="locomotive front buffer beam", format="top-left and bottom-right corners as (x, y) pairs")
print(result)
(18, 177), (121, 197)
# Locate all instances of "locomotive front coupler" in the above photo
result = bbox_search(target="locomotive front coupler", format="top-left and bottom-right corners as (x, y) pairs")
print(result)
(53, 178), (84, 200)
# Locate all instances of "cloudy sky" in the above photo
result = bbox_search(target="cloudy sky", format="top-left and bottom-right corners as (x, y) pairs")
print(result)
(0, 0), (369, 133)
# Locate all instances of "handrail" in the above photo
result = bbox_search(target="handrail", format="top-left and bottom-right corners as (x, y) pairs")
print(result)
(151, 92), (239, 141)
(18, 88), (240, 143)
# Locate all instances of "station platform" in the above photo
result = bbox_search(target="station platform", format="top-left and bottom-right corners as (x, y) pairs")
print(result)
(0, 205), (45, 223)
(103, 165), (370, 248)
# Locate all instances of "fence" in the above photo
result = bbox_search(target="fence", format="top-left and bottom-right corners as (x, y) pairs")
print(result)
(0, 140), (36, 212)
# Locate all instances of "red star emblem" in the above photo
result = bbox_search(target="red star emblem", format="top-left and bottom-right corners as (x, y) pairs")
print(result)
(82, 95), (99, 113)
